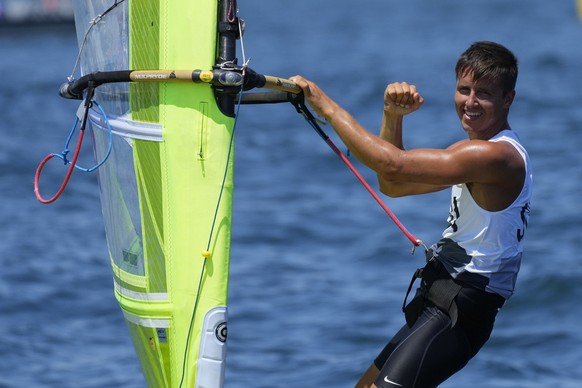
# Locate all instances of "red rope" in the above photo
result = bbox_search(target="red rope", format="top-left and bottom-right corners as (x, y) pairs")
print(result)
(34, 129), (85, 204)
(290, 96), (422, 248)
(325, 138), (421, 246)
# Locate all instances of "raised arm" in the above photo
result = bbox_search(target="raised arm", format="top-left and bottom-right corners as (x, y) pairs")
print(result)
(377, 82), (450, 197)
(291, 77), (449, 197)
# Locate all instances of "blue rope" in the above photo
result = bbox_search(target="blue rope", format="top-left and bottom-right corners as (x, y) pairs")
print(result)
(51, 100), (113, 172)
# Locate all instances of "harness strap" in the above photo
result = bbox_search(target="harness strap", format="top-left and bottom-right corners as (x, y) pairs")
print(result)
(402, 267), (424, 327)
(403, 257), (463, 328)
(424, 269), (463, 326)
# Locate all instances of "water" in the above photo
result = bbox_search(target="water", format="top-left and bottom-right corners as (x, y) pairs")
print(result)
(1, 0), (581, 387)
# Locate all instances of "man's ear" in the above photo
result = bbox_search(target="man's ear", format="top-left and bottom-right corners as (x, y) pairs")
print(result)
(504, 90), (516, 109)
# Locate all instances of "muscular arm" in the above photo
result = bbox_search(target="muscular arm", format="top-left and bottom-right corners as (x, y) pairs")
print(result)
(291, 76), (524, 203)
(377, 89), (450, 197)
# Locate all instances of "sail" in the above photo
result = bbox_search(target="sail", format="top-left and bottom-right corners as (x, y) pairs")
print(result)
(71, 1), (234, 386)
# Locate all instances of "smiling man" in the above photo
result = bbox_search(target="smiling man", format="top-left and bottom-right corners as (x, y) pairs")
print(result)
(292, 41), (532, 387)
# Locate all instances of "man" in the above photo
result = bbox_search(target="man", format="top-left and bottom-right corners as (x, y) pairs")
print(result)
(292, 41), (532, 387)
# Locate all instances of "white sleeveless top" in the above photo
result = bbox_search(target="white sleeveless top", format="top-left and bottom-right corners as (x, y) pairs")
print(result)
(432, 130), (533, 299)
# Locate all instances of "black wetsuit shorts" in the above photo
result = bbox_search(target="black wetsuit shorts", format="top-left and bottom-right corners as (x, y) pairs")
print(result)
(373, 263), (505, 388)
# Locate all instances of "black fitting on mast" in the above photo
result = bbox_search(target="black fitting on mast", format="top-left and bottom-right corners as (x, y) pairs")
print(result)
(215, 0), (240, 116)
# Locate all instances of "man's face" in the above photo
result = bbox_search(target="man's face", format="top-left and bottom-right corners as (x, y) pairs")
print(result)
(455, 72), (515, 140)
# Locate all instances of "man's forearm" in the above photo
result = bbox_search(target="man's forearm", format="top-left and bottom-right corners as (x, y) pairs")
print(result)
(380, 111), (405, 150)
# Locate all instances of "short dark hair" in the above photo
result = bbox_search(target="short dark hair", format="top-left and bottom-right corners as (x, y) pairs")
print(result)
(455, 41), (518, 94)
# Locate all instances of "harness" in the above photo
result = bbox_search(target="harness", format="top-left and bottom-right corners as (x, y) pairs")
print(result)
(403, 250), (506, 328)
(403, 251), (463, 327)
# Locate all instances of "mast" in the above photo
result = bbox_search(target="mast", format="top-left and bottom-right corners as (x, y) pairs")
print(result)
(216, 0), (241, 116)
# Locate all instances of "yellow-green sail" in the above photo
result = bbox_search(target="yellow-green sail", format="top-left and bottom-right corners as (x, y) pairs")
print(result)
(72, 0), (233, 386)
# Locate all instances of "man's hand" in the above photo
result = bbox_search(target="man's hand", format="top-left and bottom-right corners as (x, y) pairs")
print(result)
(290, 75), (338, 119)
(384, 82), (424, 116)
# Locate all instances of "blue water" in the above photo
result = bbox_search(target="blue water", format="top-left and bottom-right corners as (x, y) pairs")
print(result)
(1, 0), (582, 387)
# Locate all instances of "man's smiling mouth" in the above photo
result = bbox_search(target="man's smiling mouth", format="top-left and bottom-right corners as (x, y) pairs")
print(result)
(464, 110), (482, 119)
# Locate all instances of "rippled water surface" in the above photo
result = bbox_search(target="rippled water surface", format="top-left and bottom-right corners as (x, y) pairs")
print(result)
(1, 0), (582, 387)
